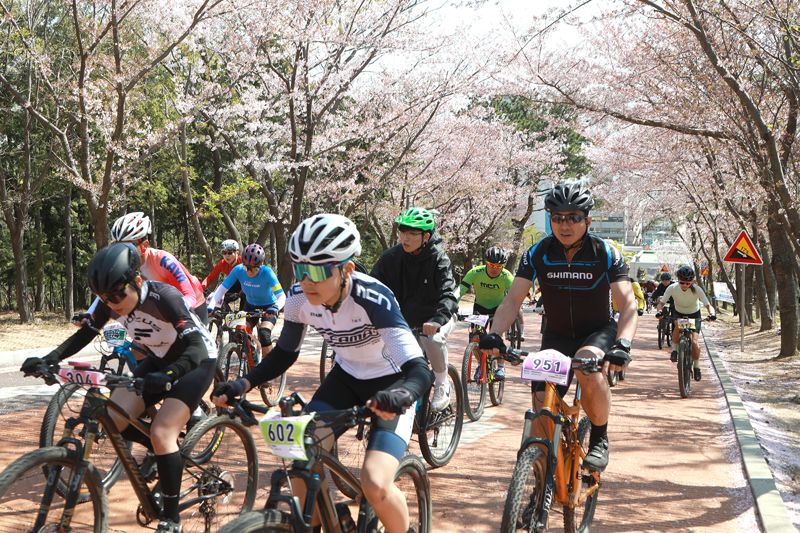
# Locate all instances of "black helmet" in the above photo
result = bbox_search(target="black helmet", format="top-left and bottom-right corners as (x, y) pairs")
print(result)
(676, 265), (695, 281)
(544, 182), (595, 213)
(660, 272), (672, 281)
(485, 246), (509, 264)
(88, 243), (141, 295)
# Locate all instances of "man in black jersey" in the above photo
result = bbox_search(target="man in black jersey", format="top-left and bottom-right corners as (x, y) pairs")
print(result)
(480, 181), (638, 472)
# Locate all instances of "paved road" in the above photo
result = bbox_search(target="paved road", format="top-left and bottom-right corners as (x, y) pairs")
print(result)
(0, 309), (760, 532)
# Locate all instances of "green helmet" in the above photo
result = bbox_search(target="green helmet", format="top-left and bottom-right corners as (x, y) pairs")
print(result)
(395, 207), (435, 231)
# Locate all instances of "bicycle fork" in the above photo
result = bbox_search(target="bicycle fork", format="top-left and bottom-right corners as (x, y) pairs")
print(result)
(519, 408), (563, 532)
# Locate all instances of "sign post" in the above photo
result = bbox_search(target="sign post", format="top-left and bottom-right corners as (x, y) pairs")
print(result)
(723, 230), (763, 352)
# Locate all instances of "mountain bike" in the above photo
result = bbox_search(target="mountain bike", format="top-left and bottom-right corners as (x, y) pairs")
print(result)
(412, 328), (464, 468)
(656, 306), (672, 350)
(218, 392), (432, 533)
(0, 361), (259, 532)
(38, 322), (223, 500)
(218, 310), (287, 406)
(208, 291), (244, 349)
(501, 349), (602, 533)
(674, 316), (713, 398)
(459, 314), (523, 421)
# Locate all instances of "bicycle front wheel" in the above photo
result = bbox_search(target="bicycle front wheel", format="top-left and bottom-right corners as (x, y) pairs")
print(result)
(0, 446), (108, 532)
(678, 336), (692, 398)
(259, 372), (287, 407)
(507, 318), (523, 350)
(180, 415), (259, 529)
(362, 454), (432, 533)
(501, 444), (548, 532)
(217, 509), (293, 532)
(489, 360), (505, 406)
(418, 364), (463, 468)
(461, 342), (487, 422)
(657, 321), (664, 349)
(220, 341), (245, 382)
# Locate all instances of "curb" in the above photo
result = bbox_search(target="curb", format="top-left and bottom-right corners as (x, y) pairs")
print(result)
(0, 344), (103, 370)
(702, 332), (797, 533)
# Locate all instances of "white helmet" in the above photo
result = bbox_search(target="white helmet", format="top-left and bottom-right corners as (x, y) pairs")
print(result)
(110, 212), (152, 243)
(288, 214), (361, 264)
(220, 239), (240, 253)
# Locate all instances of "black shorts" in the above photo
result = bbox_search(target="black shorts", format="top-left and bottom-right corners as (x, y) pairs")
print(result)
(244, 302), (279, 328)
(134, 357), (216, 412)
(535, 320), (618, 396)
(473, 303), (498, 316)
(670, 309), (702, 332)
(308, 364), (416, 460)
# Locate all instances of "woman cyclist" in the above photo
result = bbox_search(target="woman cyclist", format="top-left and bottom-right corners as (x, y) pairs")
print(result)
(656, 265), (717, 380)
(211, 214), (433, 533)
(21, 243), (217, 533)
(202, 239), (242, 291)
(207, 243), (285, 360)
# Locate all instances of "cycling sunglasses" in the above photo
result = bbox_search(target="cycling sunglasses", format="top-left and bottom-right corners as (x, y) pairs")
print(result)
(293, 260), (347, 283)
(550, 213), (586, 224)
(98, 282), (130, 304)
(486, 262), (504, 268)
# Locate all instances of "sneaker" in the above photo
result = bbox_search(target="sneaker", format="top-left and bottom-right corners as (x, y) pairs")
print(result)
(155, 519), (182, 533)
(472, 365), (482, 382)
(430, 382), (451, 412)
(583, 435), (609, 472)
(693, 367), (701, 381)
(494, 366), (506, 381)
(670, 351), (678, 363)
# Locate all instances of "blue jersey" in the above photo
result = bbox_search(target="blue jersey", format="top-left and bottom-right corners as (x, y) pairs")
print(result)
(222, 264), (284, 306)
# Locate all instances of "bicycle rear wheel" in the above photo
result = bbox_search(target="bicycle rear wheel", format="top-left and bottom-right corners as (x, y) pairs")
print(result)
(217, 509), (292, 532)
(319, 340), (336, 383)
(563, 416), (600, 533)
(0, 446), (108, 532)
(461, 343), (487, 421)
(507, 318), (523, 350)
(657, 321), (664, 349)
(501, 444), (548, 532)
(665, 321), (673, 347)
(362, 454), (432, 533)
(220, 341), (245, 382)
(179, 415), (259, 530)
(259, 371), (288, 407)
(417, 364), (463, 468)
(678, 337), (692, 398)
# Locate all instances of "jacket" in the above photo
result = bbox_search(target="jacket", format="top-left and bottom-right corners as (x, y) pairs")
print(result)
(370, 232), (459, 328)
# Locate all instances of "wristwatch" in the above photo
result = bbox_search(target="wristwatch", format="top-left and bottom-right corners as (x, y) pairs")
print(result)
(615, 338), (632, 352)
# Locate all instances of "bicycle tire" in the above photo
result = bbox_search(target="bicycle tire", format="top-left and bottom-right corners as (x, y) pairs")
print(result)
(220, 341), (245, 382)
(319, 340), (336, 383)
(0, 446), (108, 532)
(217, 509), (293, 532)
(362, 454), (432, 533)
(179, 415), (259, 528)
(259, 371), (287, 407)
(678, 336), (692, 398)
(606, 368), (618, 387)
(666, 321), (672, 347)
(461, 342), (487, 421)
(508, 318), (523, 350)
(329, 431), (367, 500)
(500, 444), (548, 532)
(38, 383), (126, 501)
(563, 416), (599, 533)
(489, 359), (505, 406)
(657, 320), (664, 349)
(418, 364), (463, 468)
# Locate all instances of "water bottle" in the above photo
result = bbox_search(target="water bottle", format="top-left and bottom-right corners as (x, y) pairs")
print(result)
(335, 502), (356, 533)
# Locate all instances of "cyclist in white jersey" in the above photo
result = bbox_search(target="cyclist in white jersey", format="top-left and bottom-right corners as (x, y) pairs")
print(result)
(211, 214), (433, 533)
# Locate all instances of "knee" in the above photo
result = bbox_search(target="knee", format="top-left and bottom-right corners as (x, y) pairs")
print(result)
(150, 421), (179, 448)
(361, 472), (390, 504)
(257, 327), (272, 346)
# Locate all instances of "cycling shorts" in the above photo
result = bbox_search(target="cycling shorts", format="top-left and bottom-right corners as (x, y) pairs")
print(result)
(472, 303), (498, 316)
(308, 364), (416, 461)
(671, 309), (702, 332)
(134, 357), (217, 412)
(534, 320), (618, 396)
(244, 302), (279, 328)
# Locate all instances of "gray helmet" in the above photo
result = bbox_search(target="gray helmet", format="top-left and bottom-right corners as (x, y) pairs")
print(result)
(220, 239), (240, 253)
(544, 182), (595, 213)
(484, 246), (509, 264)
(676, 265), (695, 281)
(88, 243), (141, 295)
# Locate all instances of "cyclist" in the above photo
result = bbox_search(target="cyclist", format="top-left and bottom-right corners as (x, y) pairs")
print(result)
(480, 181), (638, 472)
(21, 243), (217, 533)
(211, 214), (433, 533)
(207, 243), (285, 360)
(371, 207), (459, 412)
(201, 239), (242, 291)
(651, 271), (674, 306)
(457, 246), (521, 378)
(613, 276), (645, 317)
(656, 265), (717, 380)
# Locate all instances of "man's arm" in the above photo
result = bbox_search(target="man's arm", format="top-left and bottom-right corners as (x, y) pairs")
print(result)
(429, 253), (458, 325)
(489, 277), (532, 335)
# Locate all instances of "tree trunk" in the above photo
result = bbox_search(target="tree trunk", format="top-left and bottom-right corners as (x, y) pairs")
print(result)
(33, 205), (44, 312)
(9, 226), (32, 323)
(179, 125), (212, 270)
(759, 233), (778, 317)
(766, 210), (798, 357)
(64, 185), (75, 320)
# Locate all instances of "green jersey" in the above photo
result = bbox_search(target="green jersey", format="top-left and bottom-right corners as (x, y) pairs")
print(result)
(458, 265), (514, 310)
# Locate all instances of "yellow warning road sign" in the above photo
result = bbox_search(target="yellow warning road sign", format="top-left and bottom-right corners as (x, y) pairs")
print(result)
(723, 230), (763, 265)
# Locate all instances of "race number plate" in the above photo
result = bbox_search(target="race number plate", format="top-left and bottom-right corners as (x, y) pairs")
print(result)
(677, 318), (694, 330)
(520, 349), (571, 386)
(464, 314), (490, 327)
(57, 368), (107, 386)
(103, 323), (127, 346)
(259, 411), (313, 460)
(224, 311), (248, 328)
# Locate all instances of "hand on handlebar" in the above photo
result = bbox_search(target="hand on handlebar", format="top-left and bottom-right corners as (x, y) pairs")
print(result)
(478, 332), (506, 354)
(707, 314), (717, 321)
(71, 312), (93, 328)
(367, 388), (415, 418)
(20, 351), (59, 375)
(211, 379), (248, 408)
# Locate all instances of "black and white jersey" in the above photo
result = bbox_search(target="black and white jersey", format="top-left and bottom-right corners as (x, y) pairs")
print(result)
(276, 272), (424, 380)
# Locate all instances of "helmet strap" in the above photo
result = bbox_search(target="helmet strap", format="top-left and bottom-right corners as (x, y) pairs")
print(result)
(324, 266), (349, 314)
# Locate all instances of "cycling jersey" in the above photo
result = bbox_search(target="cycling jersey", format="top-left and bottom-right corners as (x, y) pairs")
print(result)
(210, 264), (285, 309)
(516, 234), (629, 338)
(661, 283), (710, 314)
(140, 248), (204, 308)
(458, 265), (514, 310)
(201, 256), (242, 289)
